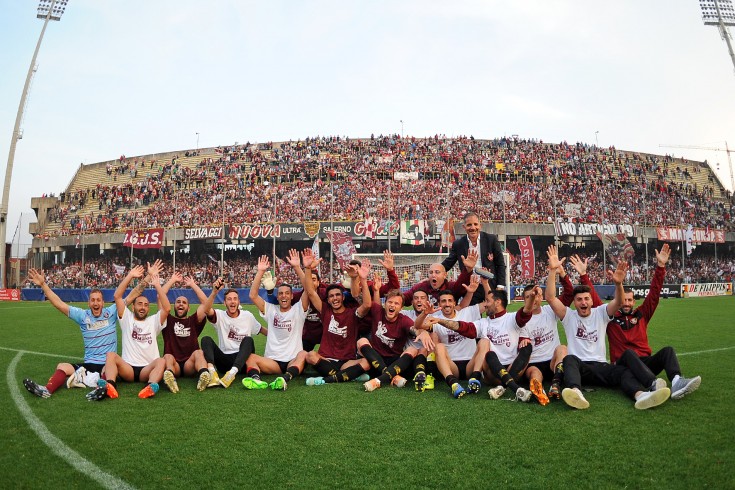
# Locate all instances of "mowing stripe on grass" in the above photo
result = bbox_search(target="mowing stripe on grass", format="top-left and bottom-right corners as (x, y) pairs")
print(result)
(678, 345), (735, 356)
(0, 346), (82, 360)
(6, 352), (136, 490)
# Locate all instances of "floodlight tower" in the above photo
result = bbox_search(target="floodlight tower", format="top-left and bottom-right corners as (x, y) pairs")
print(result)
(699, 0), (735, 73)
(0, 0), (68, 288)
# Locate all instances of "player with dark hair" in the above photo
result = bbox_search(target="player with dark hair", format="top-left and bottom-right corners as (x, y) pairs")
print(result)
(89, 261), (171, 400)
(301, 249), (373, 385)
(545, 249), (670, 410)
(200, 286), (266, 389)
(244, 252), (309, 391)
(158, 272), (223, 393)
(608, 243), (701, 399)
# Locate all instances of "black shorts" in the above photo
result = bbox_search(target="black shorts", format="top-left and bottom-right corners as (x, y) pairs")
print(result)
(276, 360), (289, 373)
(177, 360), (187, 375)
(132, 365), (145, 383)
(324, 358), (350, 372)
(73, 362), (105, 373)
(455, 360), (470, 379)
(527, 360), (554, 381)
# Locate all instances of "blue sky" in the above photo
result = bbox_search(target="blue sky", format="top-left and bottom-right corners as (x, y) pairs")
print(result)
(1, 1), (734, 248)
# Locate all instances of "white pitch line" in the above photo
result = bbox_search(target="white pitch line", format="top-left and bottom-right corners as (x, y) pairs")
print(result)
(678, 345), (735, 357)
(6, 352), (136, 490)
(0, 346), (82, 360)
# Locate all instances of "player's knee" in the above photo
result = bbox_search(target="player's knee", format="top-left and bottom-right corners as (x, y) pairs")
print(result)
(106, 351), (119, 362)
(305, 351), (320, 365)
(356, 338), (370, 349)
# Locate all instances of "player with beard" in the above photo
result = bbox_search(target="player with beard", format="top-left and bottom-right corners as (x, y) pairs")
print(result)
(608, 243), (701, 400)
(401, 250), (478, 308)
(22, 264), (155, 399)
(399, 290), (435, 391)
(244, 252), (309, 391)
(200, 286), (266, 389)
(302, 249), (373, 385)
(545, 250), (670, 410)
(414, 290), (482, 399)
(158, 272), (223, 393)
(89, 262), (171, 400)
(360, 277), (435, 392)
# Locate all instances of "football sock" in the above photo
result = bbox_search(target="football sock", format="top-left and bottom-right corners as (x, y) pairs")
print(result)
(46, 369), (67, 394)
(197, 368), (208, 377)
(552, 363), (564, 386)
(359, 344), (387, 373)
(378, 353), (414, 384)
(508, 344), (532, 380)
(245, 368), (259, 380)
(326, 364), (366, 383)
(445, 374), (459, 388)
(413, 354), (427, 374)
(284, 366), (300, 382)
(315, 359), (338, 377)
(485, 351), (520, 392)
(470, 370), (482, 381)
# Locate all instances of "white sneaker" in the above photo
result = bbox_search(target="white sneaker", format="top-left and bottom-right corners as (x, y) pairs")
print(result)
(635, 387), (670, 409)
(515, 387), (532, 403)
(562, 387), (590, 409)
(651, 378), (667, 391)
(671, 375), (701, 400)
(487, 385), (506, 399)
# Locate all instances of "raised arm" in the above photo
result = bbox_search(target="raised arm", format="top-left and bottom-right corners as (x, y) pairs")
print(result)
(250, 255), (270, 315)
(606, 261), (628, 317)
(27, 269), (69, 316)
(186, 275), (219, 322)
(123, 259), (163, 306)
(568, 254), (602, 307)
(637, 244), (669, 321)
(377, 250), (400, 297)
(356, 259), (373, 317)
(159, 271), (183, 310)
(286, 248), (311, 311)
(458, 273), (481, 311)
(114, 265), (145, 318)
(151, 270), (171, 324)
(301, 248), (323, 313)
(544, 245), (567, 319)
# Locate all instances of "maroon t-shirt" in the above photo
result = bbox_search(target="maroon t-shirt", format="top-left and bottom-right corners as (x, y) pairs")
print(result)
(162, 313), (206, 362)
(317, 305), (361, 361)
(367, 302), (413, 358)
(293, 287), (326, 344)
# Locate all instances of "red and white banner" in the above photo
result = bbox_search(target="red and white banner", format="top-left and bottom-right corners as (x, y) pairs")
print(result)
(656, 226), (725, 243)
(516, 236), (535, 280)
(123, 228), (164, 249)
(327, 231), (357, 272)
(681, 283), (732, 298)
(364, 216), (376, 239)
(0, 289), (21, 301)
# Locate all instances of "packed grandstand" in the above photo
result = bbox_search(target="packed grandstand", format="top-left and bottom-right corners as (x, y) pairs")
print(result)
(22, 134), (735, 290)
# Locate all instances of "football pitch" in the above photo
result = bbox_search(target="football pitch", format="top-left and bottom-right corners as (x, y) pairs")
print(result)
(1, 296), (733, 489)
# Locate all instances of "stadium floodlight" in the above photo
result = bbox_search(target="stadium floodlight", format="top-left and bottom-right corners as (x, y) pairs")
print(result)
(699, 0), (735, 73)
(1, 0), (68, 288)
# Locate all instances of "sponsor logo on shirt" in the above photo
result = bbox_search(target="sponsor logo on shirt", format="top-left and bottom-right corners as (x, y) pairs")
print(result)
(327, 315), (348, 338)
(131, 325), (153, 345)
(375, 321), (394, 348)
(447, 333), (461, 344)
(227, 329), (245, 342)
(487, 327), (511, 348)
(86, 317), (112, 331)
(575, 322), (598, 343)
(530, 327), (555, 347)
(174, 321), (191, 337)
(274, 315), (292, 333)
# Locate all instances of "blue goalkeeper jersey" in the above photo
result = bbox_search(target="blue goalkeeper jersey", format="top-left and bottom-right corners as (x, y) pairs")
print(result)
(67, 304), (119, 364)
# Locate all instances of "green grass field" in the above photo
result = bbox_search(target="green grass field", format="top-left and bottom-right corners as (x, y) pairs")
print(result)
(1, 296), (734, 489)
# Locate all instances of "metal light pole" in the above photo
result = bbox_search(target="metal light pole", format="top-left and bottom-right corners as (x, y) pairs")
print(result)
(196, 132), (200, 151)
(595, 131), (599, 147)
(400, 120), (404, 138)
(0, 0), (68, 288)
(700, 0), (735, 73)
(329, 183), (334, 283)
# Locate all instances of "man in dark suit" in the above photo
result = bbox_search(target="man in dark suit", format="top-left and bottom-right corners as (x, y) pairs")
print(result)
(441, 211), (506, 305)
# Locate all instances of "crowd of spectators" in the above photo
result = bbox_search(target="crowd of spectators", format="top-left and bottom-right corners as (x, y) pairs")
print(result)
(41, 135), (733, 237)
(27, 244), (733, 290)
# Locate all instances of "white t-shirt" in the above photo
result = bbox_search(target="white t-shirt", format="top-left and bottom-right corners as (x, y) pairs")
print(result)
(475, 312), (523, 365)
(432, 305), (481, 361)
(120, 308), (163, 367)
(519, 305), (561, 363)
(561, 304), (612, 363)
(211, 309), (261, 355)
(402, 309), (424, 349)
(262, 302), (306, 362)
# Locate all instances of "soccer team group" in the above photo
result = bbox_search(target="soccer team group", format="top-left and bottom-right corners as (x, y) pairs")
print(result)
(23, 212), (701, 409)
